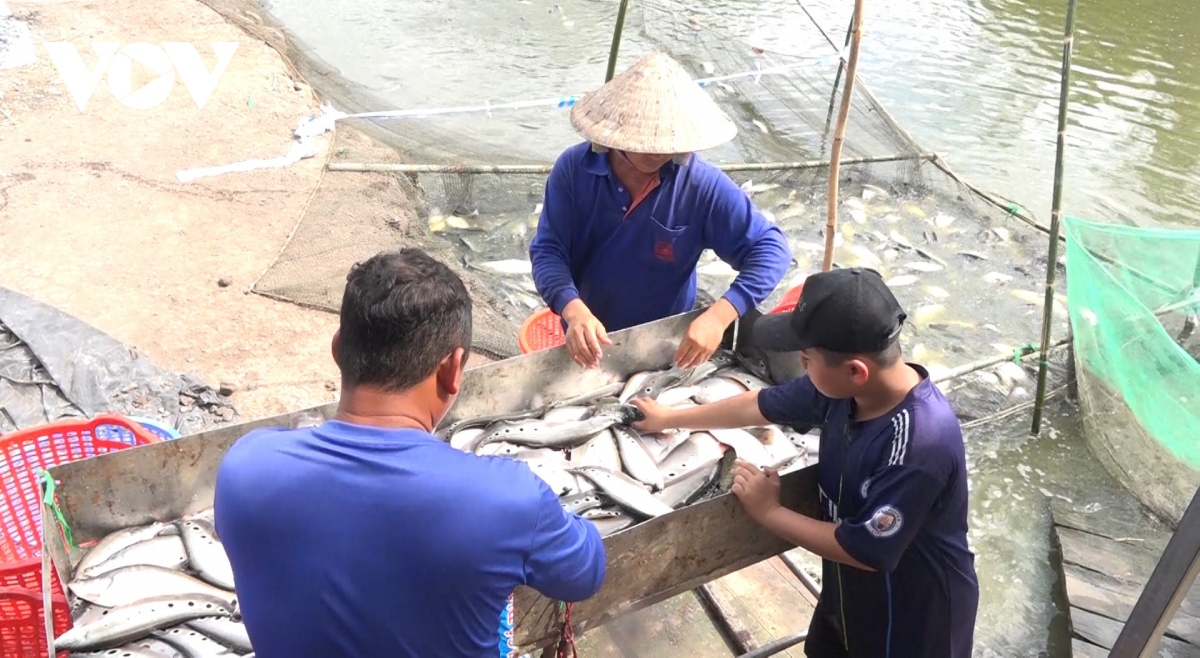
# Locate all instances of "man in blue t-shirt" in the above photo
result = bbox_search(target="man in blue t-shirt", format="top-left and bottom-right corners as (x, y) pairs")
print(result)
(214, 248), (607, 658)
(632, 267), (978, 657)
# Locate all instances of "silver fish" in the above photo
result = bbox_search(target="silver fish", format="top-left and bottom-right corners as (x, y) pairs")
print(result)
(715, 369), (772, 392)
(472, 404), (640, 452)
(617, 365), (703, 403)
(580, 507), (625, 520)
(86, 535), (189, 578)
(589, 513), (636, 537)
(657, 432), (727, 487)
(70, 646), (170, 658)
(708, 428), (774, 470)
(54, 595), (233, 652)
(526, 460), (580, 496)
(127, 637), (188, 658)
(154, 625), (239, 656)
(70, 565), (237, 609)
(570, 430), (622, 472)
(186, 617), (253, 653)
(748, 426), (803, 469)
(561, 492), (608, 516)
(655, 385), (699, 407)
(76, 522), (171, 579)
(477, 441), (548, 460)
(448, 427), (485, 451)
(177, 519), (236, 591)
(546, 382), (625, 409)
(692, 377), (748, 404)
(542, 405), (593, 424)
(569, 466), (674, 519)
(655, 463), (720, 509)
(612, 426), (664, 491)
(435, 405), (548, 440)
(642, 430), (693, 464)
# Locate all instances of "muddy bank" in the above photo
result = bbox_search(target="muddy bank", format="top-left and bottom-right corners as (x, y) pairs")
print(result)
(0, 0), (506, 422)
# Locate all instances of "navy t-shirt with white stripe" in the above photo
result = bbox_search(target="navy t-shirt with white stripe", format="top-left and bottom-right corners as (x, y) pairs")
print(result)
(758, 364), (978, 657)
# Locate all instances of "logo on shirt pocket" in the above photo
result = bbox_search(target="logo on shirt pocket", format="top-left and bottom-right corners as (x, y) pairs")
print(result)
(653, 240), (676, 262)
(866, 505), (903, 538)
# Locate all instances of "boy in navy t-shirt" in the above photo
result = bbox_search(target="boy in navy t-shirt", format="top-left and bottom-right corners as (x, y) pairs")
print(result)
(634, 267), (978, 657)
(214, 249), (607, 658)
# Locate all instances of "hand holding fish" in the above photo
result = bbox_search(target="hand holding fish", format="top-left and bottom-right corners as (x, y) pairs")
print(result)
(731, 459), (782, 523)
(562, 299), (612, 368)
(676, 301), (737, 369)
(629, 397), (675, 433)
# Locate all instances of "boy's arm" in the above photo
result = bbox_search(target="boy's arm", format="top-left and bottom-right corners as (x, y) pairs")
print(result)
(755, 508), (875, 571)
(522, 478), (607, 602)
(634, 375), (831, 433)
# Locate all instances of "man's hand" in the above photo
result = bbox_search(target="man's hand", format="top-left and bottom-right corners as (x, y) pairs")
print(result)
(562, 300), (612, 369)
(731, 459), (782, 523)
(676, 298), (739, 369)
(630, 398), (676, 433)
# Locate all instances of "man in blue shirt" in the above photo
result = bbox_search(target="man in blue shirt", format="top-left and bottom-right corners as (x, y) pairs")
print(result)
(530, 51), (792, 370)
(631, 268), (978, 657)
(214, 248), (607, 658)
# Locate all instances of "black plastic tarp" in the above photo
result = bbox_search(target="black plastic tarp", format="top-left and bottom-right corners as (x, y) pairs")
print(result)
(0, 287), (236, 437)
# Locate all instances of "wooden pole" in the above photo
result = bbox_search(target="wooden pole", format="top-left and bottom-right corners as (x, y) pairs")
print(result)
(605, 0), (632, 83)
(1031, 0), (1079, 435)
(822, 0), (866, 272)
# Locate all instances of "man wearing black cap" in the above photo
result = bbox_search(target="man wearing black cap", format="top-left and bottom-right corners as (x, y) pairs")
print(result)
(632, 268), (978, 658)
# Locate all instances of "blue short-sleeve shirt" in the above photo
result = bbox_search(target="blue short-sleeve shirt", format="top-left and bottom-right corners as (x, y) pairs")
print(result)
(757, 365), (979, 657)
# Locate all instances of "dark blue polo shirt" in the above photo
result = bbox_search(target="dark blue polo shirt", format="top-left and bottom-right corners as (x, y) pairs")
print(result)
(529, 141), (792, 332)
(214, 421), (606, 657)
(757, 365), (978, 658)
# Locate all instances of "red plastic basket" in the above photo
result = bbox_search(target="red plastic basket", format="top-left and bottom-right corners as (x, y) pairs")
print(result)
(769, 283), (805, 315)
(0, 586), (71, 658)
(519, 308), (566, 354)
(0, 414), (160, 565)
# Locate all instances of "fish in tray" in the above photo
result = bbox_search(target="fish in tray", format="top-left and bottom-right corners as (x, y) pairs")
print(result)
(440, 353), (809, 536)
(62, 509), (255, 656)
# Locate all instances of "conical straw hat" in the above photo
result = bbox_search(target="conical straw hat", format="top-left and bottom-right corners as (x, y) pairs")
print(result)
(570, 51), (737, 154)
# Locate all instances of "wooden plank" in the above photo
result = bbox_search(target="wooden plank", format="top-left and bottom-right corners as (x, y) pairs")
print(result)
(1112, 487), (1200, 656)
(697, 583), (758, 653)
(1068, 607), (1200, 656)
(699, 558), (815, 658)
(1052, 499), (1171, 553)
(1072, 638), (1109, 658)
(1058, 525), (1163, 583)
(1063, 563), (1200, 644)
(602, 591), (737, 658)
(570, 624), (627, 658)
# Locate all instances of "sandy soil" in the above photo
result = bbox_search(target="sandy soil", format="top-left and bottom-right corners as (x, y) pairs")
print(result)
(0, 0), (492, 421)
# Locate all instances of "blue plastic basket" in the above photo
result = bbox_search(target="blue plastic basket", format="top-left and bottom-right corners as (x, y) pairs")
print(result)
(125, 416), (182, 441)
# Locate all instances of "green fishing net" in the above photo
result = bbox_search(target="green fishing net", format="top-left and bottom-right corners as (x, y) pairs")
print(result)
(1066, 215), (1200, 522)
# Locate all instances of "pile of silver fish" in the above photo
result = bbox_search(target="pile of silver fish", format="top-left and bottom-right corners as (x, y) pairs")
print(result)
(437, 351), (815, 536)
(57, 508), (254, 657)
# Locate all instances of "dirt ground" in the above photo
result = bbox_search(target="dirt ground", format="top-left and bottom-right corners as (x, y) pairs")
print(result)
(0, 0), (493, 421)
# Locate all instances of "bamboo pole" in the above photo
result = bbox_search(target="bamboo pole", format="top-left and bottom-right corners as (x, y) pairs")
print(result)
(605, 0), (632, 82)
(1031, 0), (1079, 435)
(822, 6), (858, 145)
(822, 0), (866, 272)
(326, 152), (935, 175)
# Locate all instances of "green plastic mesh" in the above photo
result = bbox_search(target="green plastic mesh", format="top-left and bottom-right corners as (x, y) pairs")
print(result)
(1066, 215), (1200, 521)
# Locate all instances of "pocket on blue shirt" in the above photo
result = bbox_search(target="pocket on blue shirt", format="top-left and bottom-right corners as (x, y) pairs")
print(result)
(640, 218), (699, 269)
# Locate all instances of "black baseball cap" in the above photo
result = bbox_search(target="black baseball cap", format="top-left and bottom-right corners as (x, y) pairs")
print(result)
(750, 268), (908, 354)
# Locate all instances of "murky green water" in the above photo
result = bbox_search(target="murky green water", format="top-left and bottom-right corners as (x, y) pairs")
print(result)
(260, 0), (1199, 654)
